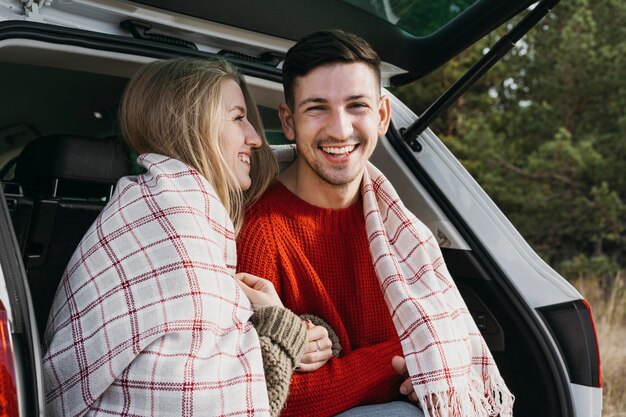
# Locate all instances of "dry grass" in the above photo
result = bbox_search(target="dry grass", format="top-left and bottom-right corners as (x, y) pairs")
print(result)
(573, 273), (626, 417)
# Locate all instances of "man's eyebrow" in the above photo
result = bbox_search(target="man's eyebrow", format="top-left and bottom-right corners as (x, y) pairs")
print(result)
(347, 94), (373, 101)
(298, 97), (327, 110)
(297, 94), (374, 110)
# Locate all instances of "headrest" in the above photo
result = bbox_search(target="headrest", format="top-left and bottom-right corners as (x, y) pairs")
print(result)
(15, 134), (132, 196)
(271, 144), (297, 172)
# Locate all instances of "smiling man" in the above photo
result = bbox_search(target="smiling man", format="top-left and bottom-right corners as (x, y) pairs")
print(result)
(237, 30), (423, 417)
(277, 60), (388, 209)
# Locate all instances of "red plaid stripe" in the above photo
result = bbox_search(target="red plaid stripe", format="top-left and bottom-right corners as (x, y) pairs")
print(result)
(42, 154), (270, 417)
(363, 163), (514, 417)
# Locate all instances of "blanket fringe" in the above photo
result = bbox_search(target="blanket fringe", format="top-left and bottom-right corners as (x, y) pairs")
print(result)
(419, 375), (514, 417)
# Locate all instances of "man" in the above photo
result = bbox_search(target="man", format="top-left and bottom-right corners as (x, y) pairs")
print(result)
(237, 30), (513, 417)
(237, 29), (420, 417)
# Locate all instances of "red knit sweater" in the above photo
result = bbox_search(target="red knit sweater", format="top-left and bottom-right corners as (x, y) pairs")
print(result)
(237, 181), (404, 417)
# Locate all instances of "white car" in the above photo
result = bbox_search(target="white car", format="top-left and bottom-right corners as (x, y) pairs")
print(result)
(0, 0), (602, 416)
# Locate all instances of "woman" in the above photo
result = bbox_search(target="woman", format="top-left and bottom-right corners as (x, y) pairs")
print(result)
(42, 58), (335, 417)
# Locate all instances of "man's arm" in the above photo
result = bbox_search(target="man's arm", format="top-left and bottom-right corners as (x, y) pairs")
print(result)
(282, 339), (403, 416)
(237, 218), (404, 417)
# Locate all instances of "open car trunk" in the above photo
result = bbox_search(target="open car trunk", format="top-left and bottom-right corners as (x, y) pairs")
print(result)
(0, 1), (601, 416)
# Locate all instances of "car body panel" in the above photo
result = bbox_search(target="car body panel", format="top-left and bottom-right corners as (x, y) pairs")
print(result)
(571, 384), (602, 417)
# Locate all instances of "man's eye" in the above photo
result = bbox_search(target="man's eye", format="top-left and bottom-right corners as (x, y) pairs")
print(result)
(349, 102), (368, 109)
(305, 106), (326, 112)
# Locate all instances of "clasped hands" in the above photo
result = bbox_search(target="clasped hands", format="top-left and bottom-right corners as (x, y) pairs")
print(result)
(235, 272), (333, 372)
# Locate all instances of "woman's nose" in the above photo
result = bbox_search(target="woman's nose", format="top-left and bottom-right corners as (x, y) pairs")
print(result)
(245, 121), (262, 148)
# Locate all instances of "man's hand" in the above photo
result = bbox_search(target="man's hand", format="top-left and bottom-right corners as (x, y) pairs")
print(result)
(391, 355), (419, 403)
(235, 272), (283, 309)
(393, 356), (452, 414)
(296, 320), (333, 372)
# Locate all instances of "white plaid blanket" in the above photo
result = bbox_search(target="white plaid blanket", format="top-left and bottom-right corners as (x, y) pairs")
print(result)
(42, 154), (270, 417)
(362, 163), (514, 417)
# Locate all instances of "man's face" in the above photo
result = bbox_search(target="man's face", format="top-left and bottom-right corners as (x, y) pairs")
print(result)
(279, 62), (390, 189)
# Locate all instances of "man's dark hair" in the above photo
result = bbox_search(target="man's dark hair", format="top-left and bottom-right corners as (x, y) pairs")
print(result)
(282, 29), (382, 109)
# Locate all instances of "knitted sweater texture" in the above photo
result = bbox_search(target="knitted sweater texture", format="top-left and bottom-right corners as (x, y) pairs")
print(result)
(237, 182), (404, 417)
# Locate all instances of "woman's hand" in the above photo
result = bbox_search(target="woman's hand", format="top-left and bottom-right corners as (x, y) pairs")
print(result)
(295, 320), (333, 372)
(236, 273), (334, 372)
(235, 272), (283, 309)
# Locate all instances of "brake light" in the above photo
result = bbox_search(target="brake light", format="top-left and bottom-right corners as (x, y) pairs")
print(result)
(538, 299), (603, 388)
(581, 298), (603, 387)
(0, 301), (18, 417)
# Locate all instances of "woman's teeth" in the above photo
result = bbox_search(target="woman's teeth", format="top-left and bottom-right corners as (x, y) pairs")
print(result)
(238, 154), (250, 164)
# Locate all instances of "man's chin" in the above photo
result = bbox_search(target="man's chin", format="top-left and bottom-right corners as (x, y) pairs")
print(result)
(317, 169), (364, 188)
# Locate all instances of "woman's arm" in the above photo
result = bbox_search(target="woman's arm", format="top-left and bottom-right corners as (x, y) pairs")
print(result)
(236, 273), (338, 416)
(251, 306), (305, 416)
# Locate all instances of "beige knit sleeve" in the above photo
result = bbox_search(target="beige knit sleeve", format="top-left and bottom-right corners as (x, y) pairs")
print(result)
(251, 306), (307, 417)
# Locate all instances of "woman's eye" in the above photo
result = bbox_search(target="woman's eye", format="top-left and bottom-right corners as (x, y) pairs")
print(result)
(234, 114), (245, 122)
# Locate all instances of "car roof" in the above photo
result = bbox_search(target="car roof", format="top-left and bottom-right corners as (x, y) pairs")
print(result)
(131, 0), (537, 84)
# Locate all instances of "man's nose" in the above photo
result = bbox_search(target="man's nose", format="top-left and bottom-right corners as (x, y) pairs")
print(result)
(325, 109), (353, 140)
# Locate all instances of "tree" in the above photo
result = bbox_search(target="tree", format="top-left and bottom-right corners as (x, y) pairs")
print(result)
(392, 0), (626, 283)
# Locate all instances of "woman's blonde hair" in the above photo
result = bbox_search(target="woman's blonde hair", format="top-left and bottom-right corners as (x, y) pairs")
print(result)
(119, 58), (278, 232)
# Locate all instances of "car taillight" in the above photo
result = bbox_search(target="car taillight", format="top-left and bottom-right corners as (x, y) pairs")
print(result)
(581, 298), (603, 388)
(0, 301), (18, 417)
(538, 299), (603, 388)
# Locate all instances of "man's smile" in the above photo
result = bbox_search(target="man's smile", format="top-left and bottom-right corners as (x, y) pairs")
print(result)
(319, 144), (358, 156)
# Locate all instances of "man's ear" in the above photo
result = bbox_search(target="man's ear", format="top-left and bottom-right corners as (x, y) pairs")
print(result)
(278, 103), (296, 141)
(377, 95), (392, 137)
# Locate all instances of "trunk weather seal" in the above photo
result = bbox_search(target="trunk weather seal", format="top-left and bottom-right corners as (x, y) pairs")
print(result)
(0, 186), (43, 416)
(0, 21), (283, 82)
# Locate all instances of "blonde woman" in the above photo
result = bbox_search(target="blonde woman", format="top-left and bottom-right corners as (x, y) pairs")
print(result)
(42, 58), (335, 417)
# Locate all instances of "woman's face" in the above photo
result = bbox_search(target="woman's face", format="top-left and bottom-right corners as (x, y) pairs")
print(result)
(219, 78), (262, 191)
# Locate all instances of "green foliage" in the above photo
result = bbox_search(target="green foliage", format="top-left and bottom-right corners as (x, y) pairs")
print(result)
(394, 0), (476, 36)
(391, 0), (626, 279)
(561, 254), (620, 289)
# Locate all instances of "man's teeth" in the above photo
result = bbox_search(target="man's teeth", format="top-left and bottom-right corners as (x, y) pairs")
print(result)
(238, 154), (250, 164)
(321, 145), (356, 155)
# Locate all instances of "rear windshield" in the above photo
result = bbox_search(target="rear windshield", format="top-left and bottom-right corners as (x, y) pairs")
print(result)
(341, 0), (477, 37)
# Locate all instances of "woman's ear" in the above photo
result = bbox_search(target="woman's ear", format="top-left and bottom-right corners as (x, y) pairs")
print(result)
(278, 103), (296, 141)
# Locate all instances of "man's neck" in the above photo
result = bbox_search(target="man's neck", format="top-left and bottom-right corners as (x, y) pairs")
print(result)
(278, 162), (362, 209)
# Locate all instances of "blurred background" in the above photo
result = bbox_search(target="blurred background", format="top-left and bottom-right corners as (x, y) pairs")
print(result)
(390, 1), (625, 414)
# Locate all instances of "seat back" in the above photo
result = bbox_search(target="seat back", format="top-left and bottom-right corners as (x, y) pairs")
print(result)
(271, 144), (297, 172)
(13, 134), (132, 337)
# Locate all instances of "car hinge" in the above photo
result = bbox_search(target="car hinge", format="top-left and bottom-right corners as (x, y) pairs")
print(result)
(218, 50), (283, 68)
(120, 19), (198, 50)
(21, 0), (47, 22)
(401, 0), (560, 150)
